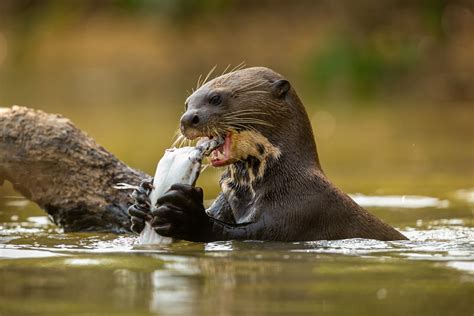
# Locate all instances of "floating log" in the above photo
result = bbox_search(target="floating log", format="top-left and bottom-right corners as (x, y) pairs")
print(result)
(0, 106), (150, 233)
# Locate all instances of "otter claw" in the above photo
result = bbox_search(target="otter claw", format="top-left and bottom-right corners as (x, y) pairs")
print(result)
(141, 180), (154, 191)
(130, 177), (154, 212)
(138, 178), (154, 193)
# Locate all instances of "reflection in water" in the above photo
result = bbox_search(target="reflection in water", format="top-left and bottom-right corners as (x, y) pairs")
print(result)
(0, 191), (473, 315)
(454, 188), (474, 204)
(149, 269), (197, 314)
(26, 216), (51, 226)
(0, 31), (7, 67)
(204, 241), (234, 252)
(350, 194), (450, 208)
(445, 261), (474, 274)
(0, 248), (67, 259)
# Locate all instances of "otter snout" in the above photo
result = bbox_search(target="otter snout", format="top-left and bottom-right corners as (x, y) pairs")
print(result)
(181, 110), (200, 128)
(180, 110), (207, 139)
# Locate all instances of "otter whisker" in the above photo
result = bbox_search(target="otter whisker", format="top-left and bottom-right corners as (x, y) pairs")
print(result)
(222, 118), (274, 126)
(257, 99), (287, 108)
(235, 121), (273, 127)
(176, 136), (185, 148)
(232, 79), (267, 93)
(224, 116), (273, 122)
(221, 114), (274, 123)
(182, 140), (189, 148)
(222, 111), (271, 118)
(222, 109), (272, 117)
(201, 163), (210, 172)
(209, 125), (230, 136)
(221, 64), (232, 76)
(222, 118), (273, 128)
(212, 126), (220, 137)
(208, 126), (217, 136)
(216, 62), (247, 85)
(223, 108), (271, 114)
(201, 65), (217, 88)
(205, 125), (213, 138)
(222, 114), (273, 120)
(238, 90), (271, 95)
(259, 102), (290, 114)
(196, 74), (203, 90)
(172, 128), (182, 138)
(172, 128), (186, 146)
(172, 133), (185, 148)
(233, 84), (264, 94)
(222, 119), (274, 128)
(230, 61), (246, 73)
(215, 126), (227, 136)
(239, 78), (266, 87)
(182, 136), (190, 148)
(225, 123), (259, 134)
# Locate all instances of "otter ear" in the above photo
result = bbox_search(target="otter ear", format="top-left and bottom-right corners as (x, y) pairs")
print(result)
(271, 79), (291, 99)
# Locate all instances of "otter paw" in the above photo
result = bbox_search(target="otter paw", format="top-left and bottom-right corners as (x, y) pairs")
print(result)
(131, 178), (154, 207)
(128, 204), (151, 234)
(128, 178), (154, 234)
(151, 183), (211, 241)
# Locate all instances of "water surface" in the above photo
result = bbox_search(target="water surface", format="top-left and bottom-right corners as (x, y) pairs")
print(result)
(1, 190), (472, 315)
(1, 105), (473, 315)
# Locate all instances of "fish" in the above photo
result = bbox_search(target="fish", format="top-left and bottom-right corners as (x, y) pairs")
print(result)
(138, 136), (224, 245)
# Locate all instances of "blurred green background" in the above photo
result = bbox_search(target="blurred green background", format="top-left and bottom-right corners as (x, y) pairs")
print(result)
(0, 0), (472, 199)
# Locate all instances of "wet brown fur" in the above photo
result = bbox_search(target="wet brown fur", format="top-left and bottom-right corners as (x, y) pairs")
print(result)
(182, 67), (407, 241)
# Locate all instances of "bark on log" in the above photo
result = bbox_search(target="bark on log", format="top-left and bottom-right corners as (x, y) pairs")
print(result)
(0, 106), (150, 233)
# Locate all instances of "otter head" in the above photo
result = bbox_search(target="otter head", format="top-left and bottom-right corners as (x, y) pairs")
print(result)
(180, 67), (319, 172)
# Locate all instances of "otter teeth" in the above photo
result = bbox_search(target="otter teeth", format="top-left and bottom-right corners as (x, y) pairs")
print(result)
(212, 149), (225, 161)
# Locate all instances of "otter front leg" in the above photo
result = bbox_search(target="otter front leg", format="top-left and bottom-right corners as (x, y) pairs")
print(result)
(150, 184), (214, 241)
(153, 184), (263, 242)
(128, 178), (154, 234)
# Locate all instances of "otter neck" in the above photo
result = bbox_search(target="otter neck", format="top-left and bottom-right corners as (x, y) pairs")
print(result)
(220, 151), (321, 224)
(257, 93), (322, 171)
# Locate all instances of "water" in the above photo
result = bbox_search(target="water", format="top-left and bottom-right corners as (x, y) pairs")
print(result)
(0, 104), (473, 315)
(0, 190), (472, 316)
(1, 4), (473, 313)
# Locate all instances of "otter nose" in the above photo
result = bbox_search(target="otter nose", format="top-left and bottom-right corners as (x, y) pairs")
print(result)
(180, 111), (200, 130)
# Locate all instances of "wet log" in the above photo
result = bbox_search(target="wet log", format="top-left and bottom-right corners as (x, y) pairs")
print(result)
(0, 106), (150, 233)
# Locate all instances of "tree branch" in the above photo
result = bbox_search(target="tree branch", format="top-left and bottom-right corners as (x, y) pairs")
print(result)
(0, 106), (150, 233)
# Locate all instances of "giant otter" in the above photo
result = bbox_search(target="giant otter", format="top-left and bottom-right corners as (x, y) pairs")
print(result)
(129, 67), (407, 242)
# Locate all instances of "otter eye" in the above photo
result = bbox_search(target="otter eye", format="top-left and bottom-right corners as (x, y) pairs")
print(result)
(209, 94), (222, 106)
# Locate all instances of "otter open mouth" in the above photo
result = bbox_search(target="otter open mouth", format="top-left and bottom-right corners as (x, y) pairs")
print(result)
(189, 131), (234, 167)
(209, 132), (232, 167)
